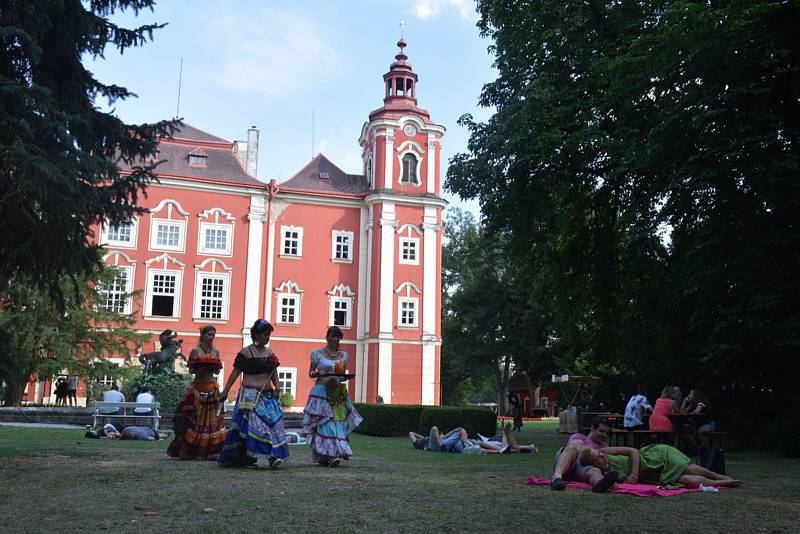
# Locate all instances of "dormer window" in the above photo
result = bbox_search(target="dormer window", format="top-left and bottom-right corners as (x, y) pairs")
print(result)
(319, 172), (330, 179)
(188, 149), (208, 167)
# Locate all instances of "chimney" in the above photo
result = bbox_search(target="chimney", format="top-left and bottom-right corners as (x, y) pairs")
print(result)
(246, 126), (259, 177)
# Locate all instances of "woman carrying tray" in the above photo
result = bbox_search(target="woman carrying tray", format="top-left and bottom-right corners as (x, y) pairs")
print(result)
(302, 326), (363, 467)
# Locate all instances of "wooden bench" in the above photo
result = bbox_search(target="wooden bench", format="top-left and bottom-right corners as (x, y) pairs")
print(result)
(611, 429), (675, 449)
(91, 401), (161, 431)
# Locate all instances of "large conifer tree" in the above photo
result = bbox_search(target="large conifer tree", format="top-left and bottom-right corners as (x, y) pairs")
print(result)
(0, 0), (176, 301)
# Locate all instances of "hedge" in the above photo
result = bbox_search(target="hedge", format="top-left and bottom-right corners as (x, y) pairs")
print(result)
(354, 403), (496, 438)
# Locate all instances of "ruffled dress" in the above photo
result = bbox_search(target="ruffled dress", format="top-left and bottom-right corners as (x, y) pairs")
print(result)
(218, 347), (290, 466)
(302, 349), (363, 462)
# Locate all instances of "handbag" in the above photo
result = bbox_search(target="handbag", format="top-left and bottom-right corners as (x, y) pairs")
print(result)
(697, 447), (726, 475)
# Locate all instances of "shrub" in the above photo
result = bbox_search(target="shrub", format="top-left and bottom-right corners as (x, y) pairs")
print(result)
(280, 392), (294, 408)
(127, 372), (191, 414)
(353, 404), (496, 437)
(419, 406), (497, 437)
(354, 404), (424, 437)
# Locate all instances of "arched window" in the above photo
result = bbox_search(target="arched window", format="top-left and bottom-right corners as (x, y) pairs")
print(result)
(401, 153), (418, 184)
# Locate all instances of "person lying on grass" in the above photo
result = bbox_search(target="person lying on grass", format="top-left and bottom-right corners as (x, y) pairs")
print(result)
(476, 423), (539, 453)
(408, 426), (532, 454)
(578, 444), (741, 489)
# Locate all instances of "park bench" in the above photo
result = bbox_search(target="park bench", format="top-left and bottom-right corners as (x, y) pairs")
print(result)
(91, 401), (161, 431)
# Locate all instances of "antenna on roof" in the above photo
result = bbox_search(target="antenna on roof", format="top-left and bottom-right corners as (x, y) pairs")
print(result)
(311, 107), (315, 158)
(175, 58), (183, 119)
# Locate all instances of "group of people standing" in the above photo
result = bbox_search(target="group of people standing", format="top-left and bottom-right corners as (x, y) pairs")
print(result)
(167, 321), (362, 469)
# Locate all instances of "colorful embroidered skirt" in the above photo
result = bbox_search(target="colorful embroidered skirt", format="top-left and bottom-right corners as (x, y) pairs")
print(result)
(167, 382), (227, 460)
(302, 383), (363, 460)
(218, 386), (290, 466)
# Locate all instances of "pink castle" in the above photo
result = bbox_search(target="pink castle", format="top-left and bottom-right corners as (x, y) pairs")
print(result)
(24, 40), (445, 408)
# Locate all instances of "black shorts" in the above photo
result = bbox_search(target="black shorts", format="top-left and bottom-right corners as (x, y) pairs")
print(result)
(68, 389), (77, 399)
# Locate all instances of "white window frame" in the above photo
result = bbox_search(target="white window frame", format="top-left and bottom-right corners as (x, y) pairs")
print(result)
(144, 268), (182, 319)
(398, 150), (422, 186)
(329, 297), (353, 329)
(331, 230), (354, 263)
(280, 225), (304, 258)
(399, 237), (420, 266)
(277, 293), (300, 325)
(198, 222), (233, 256)
(100, 218), (138, 249)
(150, 219), (186, 253)
(277, 367), (297, 398)
(101, 265), (134, 315)
(193, 272), (231, 322)
(398, 297), (419, 328)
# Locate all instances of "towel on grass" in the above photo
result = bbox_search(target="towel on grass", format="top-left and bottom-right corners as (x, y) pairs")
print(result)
(525, 476), (702, 497)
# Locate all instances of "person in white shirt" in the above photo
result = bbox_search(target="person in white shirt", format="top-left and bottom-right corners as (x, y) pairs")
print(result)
(623, 385), (652, 429)
(133, 387), (155, 415)
(101, 384), (125, 415)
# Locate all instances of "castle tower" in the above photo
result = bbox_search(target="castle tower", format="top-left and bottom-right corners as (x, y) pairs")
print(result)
(356, 40), (446, 405)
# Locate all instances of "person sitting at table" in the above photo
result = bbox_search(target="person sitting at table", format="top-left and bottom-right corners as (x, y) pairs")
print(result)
(579, 444), (740, 488)
(623, 384), (652, 430)
(648, 386), (680, 433)
(549, 417), (619, 492)
(681, 389), (716, 433)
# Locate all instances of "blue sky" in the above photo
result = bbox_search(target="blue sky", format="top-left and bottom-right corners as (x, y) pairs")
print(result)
(88, 0), (495, 215)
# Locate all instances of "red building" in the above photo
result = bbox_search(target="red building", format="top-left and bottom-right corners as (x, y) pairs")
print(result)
(24, 40), (445, 409)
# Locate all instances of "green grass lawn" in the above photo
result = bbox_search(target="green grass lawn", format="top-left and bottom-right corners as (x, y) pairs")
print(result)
(1, 421), (798, 533)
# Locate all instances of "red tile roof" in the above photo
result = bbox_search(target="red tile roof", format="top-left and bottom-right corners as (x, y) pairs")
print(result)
(120, 122), (262, 187)
(280, 154), (367, 195)
(171, 123), (228, 143)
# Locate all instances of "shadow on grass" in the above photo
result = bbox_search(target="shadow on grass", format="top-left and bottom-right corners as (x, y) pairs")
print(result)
(0, 422), (798, 533)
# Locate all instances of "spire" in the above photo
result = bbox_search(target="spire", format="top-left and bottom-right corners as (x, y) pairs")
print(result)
(383, 38), (418, 105)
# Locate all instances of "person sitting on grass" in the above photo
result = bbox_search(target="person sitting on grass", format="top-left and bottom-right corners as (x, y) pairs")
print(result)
(550, 417), (619, 492)
(579, 444), (741, 489)
(409, 427), (513, 454)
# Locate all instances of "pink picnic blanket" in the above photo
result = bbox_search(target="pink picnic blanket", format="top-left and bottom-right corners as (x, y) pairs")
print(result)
(526, 476), (701, 497)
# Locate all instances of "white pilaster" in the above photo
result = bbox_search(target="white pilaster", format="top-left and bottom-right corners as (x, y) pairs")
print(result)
(426, 136), (437, 195)
(378, 340), (393, 403)
(379, 202), (396, 335)
(377, 201), (396, 402)
(421, 343), (436, 405)
(384, 131), (394, 188)
(422, 205), (439, 405)
(355, 207), (369, 402)
(244, 194), (266, 329)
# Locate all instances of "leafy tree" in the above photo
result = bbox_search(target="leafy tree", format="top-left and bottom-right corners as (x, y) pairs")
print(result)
(0, 265), (147, 406)
(447, 0), (800, 443)
(0, 0), (177, 303)
(440, 209), (560, 410)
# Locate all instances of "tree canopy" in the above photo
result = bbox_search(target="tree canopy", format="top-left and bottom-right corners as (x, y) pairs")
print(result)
(0, 0), (177, 302)
(447, 0), (800, 440)
(0, 265), (147, 406)
(440, 209), (560, 410)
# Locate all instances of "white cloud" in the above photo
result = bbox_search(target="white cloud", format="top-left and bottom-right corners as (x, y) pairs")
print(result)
(203, 6), (344, 96)
(413, 0), (476, 21)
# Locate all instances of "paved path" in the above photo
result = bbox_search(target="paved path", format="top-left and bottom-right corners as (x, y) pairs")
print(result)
(0, 421), (85, 429)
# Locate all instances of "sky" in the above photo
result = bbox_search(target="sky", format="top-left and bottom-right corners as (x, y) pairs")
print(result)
(87, 0), (496, 216)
